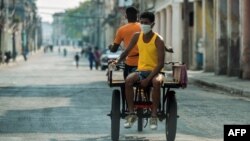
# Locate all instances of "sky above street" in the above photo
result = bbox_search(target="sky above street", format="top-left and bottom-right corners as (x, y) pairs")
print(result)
(36, 0), (86, 23)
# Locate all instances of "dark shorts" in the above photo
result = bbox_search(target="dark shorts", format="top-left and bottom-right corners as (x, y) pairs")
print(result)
(123, 64), (137, 79)
(136, 71), (165, 81)
(136, 71), (152, 81)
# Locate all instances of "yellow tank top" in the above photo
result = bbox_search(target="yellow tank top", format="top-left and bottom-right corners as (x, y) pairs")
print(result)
(137, 32), (158, 71)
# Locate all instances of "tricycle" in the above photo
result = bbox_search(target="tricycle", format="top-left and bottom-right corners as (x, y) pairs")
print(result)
(107, 62), (187, 141)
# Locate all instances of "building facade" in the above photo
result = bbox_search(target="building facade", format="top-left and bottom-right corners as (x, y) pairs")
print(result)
(192, 0), (250, 79)
(42, 22), (53, 46)
(0, 0), (41, 63)
(129, 0), (250, 80)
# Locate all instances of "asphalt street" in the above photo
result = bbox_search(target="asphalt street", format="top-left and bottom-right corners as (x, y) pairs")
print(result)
(0, 47), (249, 141)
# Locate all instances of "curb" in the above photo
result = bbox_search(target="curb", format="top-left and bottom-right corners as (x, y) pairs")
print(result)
(190, 78), (250, 98)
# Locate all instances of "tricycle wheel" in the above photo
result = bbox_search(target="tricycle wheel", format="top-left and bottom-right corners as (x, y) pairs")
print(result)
(137, 108), (143, 131)
(111, 89), (120, 141)
(165, 91), (177, 141)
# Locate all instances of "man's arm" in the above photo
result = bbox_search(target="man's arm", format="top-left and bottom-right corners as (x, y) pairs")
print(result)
(157, 34), (173, 53)
(108, 43), (120, 52)
(109, 27), (122, 52)
(116, 33), (140, 64)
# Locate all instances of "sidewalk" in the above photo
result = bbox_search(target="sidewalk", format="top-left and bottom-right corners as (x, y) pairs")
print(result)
(0, 49), (43, 69)
(189, 71), (250, 98)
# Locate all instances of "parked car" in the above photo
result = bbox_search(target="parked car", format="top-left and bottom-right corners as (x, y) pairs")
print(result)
(100, 49), (122, 70)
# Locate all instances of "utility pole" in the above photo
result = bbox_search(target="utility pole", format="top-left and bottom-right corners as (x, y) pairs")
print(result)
(183, 0), (189, 68)
(12, 0), (17, 60)
(0, 0), (4, 63)
(96, 0), (101, 48)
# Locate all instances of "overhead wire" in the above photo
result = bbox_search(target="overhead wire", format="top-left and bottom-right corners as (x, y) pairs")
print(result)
(38, 12), (105, 19)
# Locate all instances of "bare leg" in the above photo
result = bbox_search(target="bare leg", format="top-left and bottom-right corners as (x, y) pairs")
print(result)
(125, 72), (139, 113)
(151, 74), (164, 117)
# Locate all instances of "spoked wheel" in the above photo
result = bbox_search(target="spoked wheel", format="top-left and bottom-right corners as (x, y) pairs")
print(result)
(165, 91), (177, 141)
(111, 89), (120, 141)
(137, 108), (143, 131)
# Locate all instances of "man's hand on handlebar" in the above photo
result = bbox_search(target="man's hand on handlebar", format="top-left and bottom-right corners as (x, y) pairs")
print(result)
(108, 59), (125, 71)
(108, 59), (118, 70)
(165, 45), (174, 53)
(167, 48), (174, 53)
(108, 44), (113, 50)
(108, 59), (118, 65)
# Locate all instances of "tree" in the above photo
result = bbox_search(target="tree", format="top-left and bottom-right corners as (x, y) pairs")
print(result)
(62, 1), (92, 39)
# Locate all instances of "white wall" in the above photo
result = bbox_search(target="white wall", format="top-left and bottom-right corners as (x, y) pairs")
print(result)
(42, 22), (53, 45)
(171, 3), (183, 62)
(154, 1), (183, 62)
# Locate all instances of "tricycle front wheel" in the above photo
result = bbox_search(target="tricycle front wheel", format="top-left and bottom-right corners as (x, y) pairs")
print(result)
(137, 108), (143, 131)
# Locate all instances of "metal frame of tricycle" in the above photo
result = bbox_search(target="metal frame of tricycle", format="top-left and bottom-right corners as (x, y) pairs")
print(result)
(108, 70), (181, 118)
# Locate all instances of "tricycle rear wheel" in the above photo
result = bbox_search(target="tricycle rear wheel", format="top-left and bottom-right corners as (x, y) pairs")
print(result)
(111, 89), (120, 141)
(165, 91), (177, 141)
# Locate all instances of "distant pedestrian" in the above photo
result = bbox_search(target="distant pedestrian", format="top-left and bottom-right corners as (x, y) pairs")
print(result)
(4, 51), (11, 64)
(22, 47), (28, 61)
(88, 47), (95, 70)
(63, 48), (67, 57)
(74, 53), (80, 68)
(94, 47), (101, 70)
(49, 45), (53, 52)
(80, 48), (85, 57)
(58, 47), (61, 54)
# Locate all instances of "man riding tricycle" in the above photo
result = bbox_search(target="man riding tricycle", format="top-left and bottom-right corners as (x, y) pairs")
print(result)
(107, 11), (187, 141)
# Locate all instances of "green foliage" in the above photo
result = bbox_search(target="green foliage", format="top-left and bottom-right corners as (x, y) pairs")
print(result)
(62, 1), (92, 39)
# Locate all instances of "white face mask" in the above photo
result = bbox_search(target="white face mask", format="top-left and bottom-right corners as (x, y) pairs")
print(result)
(141, 24), (152, 34)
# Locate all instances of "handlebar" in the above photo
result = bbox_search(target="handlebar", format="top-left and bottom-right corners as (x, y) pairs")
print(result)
(108, 61), (125, 71)
(165, 61), (185, 65)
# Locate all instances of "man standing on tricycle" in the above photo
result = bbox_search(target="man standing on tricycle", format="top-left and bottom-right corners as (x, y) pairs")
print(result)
(109, 6), (141, 79)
